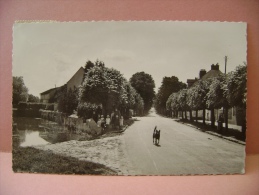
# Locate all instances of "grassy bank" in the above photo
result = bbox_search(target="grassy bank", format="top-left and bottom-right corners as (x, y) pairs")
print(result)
(12, 118), (136, 175)
(12, 136), (117, 175)
(13, 146), (117, 175)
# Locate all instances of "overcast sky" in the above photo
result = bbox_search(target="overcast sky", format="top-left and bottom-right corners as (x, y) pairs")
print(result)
(13, 21), (247, 96)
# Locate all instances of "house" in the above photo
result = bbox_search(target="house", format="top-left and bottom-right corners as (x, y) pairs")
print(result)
(185, 63), (241, 126)
(40, 87), (60, 103)
(40, 67), (85, 103)
(188, 63), (223, 88)
(67, 67), (85, 92)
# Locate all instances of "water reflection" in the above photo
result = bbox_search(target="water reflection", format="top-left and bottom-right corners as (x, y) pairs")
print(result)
(20, 130), (49, 147)
(13, 117), (71, 146)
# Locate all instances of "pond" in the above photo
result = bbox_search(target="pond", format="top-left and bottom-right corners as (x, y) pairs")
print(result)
(20, 130), (49, 147)
(13, 117), (73, 147)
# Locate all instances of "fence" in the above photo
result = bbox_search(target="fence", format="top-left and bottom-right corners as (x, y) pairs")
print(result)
(39, 110), (101, 135)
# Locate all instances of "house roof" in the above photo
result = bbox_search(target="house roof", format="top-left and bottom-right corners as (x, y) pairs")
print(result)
(200, 69), (223, 80)
(66, 67), (85, 84)
(40, 86), (63, 95)
(39, 66), (84, 95)
(187, 64), (223, 88)
(40, 87), (57, 95)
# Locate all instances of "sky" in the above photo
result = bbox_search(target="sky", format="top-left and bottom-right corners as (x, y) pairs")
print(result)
(12, 21), (247, 96)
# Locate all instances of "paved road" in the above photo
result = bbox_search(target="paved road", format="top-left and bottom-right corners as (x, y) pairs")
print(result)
(123, 108), (245, 175)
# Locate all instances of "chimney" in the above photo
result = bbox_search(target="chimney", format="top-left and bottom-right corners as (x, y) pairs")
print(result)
(199, 69), (207, 79)
(211, 63), (219, 70)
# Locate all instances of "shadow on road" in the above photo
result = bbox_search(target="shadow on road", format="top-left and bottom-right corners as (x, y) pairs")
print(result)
(154, 143), (161, 147)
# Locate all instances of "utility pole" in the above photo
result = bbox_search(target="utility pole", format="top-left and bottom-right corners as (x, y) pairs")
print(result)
(224, 56), (228, 131)
(224, 56), (228, 74)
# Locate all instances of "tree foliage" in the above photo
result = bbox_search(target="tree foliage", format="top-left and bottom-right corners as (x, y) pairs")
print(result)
(155, 76), (186, 114)
(27, 94), (40, 103)
(130, 72), (156, 113)
(206, 75), (229, 109)
(187, 79), (211, 110)
(79, 65), (125, 112)
(57, 87), (79, 115)
(13, 76), (28, 106)
(79, 61), (144, 116)
(226, 64), (247, 107)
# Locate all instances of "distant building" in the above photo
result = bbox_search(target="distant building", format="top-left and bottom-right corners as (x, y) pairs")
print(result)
(40, 67), (85, 103)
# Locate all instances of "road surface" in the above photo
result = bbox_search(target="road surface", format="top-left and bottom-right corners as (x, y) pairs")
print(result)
(123, 108), (245, 175)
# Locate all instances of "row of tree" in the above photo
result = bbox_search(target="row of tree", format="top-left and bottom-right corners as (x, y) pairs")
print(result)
(58, 60), (156, 118)
(166, 64), (247, 130)
(13, 60), (157, 119)
(13, 76), (40, 106)
(154, 76), (186, 115)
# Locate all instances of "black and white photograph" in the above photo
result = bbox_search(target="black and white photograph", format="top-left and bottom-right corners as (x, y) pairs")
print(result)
(12, 21), (247, 175)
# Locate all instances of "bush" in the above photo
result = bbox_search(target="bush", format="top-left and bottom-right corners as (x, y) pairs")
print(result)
(45, 104), (55, 111)
(77, 102), (101, 118)
(17, 102), (48, 117)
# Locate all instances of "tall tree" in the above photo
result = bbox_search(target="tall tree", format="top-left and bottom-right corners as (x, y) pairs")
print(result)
(58, 87), (78, 115)
(177, 89), (189, 120)
(79, 65), (126, 115)
(206, 76), (229, 127)
(13, 76), (28, 106)
(155, 76), (186, 115)
(84, 60), (95, 72)
(226, 64), (247, 107)
(225, 64), (247, 132)
(186, 80), (211, 124)
(130, 72), (155, 113)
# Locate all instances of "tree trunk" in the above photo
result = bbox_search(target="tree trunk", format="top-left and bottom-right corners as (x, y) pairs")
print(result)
(190, 110), (193, 122)
(203, 109), (206, 125)
(181, 111), (184, 119)
(196, 110), (198, 122)
(184, 110), (187, 120)
(211, 109), (215, 128)
(224, 107), (228, 131)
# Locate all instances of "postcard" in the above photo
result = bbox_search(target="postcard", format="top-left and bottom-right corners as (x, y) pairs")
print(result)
(12, 21), (247, 175)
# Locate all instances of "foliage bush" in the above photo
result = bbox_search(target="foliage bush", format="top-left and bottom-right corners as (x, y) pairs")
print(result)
(17, 102), (54, 117)
(77, 102), (101, 118)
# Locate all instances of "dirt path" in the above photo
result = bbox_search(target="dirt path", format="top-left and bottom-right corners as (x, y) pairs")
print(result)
(35, 133), (136, 175)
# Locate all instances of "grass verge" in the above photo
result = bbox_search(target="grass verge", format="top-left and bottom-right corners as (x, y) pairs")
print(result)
(12, 138), (117, 175)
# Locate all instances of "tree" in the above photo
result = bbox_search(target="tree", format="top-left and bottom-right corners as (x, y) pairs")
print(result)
(225, 64), (247, 132)
(155, 76), (186, 115)
(58, 87), (78, 115)
(84, 60), (95, 72)
(133, 92), (144, 116)
(186, 79), (211, 124)
(27, 94), (40, 103)
(206, 76), (228, 109)
(130, 72), (156, 113)
(13, 76), (28, 106)
(79, 64), (126, 115)
(177, 89), (189, 120)
(167, 92), (181, 118)
(226, 64), (247, 107)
